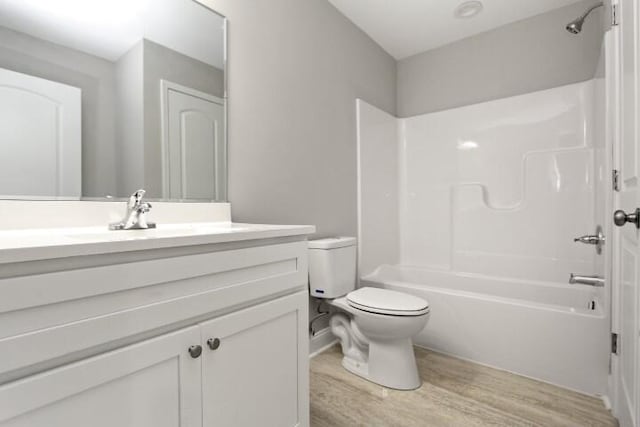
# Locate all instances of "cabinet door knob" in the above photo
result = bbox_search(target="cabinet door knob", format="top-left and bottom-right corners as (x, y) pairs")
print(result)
(207, 338), (221, 350)
(188, 345), (203, 358)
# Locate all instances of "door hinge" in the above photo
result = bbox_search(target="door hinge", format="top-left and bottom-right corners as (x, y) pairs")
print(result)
(613, 169), (620, 191)
(612, 332), (619, 354)
(612, 3), (619, 26)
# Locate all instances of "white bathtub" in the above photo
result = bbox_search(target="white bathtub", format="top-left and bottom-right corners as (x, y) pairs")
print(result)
(361, 265), (610, 395)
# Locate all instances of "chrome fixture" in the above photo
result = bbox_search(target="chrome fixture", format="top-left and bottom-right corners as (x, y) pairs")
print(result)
(109, 189), (156, 230)
(566, 2), (604, 34)
(614, 208), (640, 228)
(207, 338), (221, 350)
(569, 273), (605, 287)
(574, 225), (605, 254)
(188, 345), (202, 358)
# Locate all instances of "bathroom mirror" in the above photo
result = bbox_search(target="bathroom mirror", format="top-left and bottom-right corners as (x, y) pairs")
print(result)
(0, 0), (227, 202)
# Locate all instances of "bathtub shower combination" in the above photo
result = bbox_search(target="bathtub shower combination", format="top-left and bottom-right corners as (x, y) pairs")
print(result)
(356, 51), (612, 394)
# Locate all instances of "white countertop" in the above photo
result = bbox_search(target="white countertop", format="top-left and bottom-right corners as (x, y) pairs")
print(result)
(0, 222), (316, 264)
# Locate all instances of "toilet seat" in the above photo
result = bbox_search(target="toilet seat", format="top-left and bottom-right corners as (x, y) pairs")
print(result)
(346, 287), (429, 316)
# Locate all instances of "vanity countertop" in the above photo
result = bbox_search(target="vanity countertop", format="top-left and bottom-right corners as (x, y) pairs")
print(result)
(0, 222), (316, 264)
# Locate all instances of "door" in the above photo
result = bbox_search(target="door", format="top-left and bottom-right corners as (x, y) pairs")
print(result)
(613, 0), (640, 425)
(200, 291), (309, 427)
(161, 80), (225, 201)
(0, 67), (81, 198)
(0, 326), (202, 427)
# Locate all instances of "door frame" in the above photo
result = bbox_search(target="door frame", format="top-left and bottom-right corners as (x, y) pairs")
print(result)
(159, 79), (225, 199)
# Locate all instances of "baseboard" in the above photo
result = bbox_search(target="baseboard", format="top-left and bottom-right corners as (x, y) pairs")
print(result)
(600, 394), (612, 411)
(309, 327), (337, 358)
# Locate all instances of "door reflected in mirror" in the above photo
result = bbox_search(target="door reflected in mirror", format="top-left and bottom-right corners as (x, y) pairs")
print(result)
(0, 0), (227, 201)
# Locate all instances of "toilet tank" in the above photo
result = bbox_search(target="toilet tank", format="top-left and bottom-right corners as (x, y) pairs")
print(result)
(308, 237), (357, 298)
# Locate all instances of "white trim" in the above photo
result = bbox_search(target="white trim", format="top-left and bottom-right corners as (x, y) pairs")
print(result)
(309, 328), (337, 358)
(601, 394), (613, 411)
(159, 79), (225, 199)
(355, 99), (363, 285)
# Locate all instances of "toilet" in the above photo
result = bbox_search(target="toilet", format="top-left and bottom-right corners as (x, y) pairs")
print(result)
(309, 237), (430, 390)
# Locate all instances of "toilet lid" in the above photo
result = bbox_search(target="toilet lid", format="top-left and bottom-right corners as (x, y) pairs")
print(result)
(346, 287), (429, 316)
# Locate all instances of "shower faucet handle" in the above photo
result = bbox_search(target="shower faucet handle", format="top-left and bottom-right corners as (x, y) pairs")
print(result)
(574, 235), (600, 244)
(573, 226), (605, 255)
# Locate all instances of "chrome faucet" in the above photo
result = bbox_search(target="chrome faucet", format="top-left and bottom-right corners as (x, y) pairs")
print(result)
(109, 189), (156, 230)
(569, 273), (605, 287)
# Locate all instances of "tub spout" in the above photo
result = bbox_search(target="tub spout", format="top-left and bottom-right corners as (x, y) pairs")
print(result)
(569, 274), (604, 287)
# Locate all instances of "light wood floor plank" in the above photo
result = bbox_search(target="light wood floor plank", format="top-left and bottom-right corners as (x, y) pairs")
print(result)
(310, 345), (618, 427)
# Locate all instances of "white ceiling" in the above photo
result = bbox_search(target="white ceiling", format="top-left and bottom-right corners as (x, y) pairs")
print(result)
(0, 0), (225, 69)
(328, 0), (585, 60)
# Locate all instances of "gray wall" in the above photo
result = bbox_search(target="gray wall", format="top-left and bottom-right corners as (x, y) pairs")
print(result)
(0, 26), (118, 196)
(203, 0), (397, 237)
(397, 0), (605, 117)
(142, 39), (225, 198)
(115, 41), (144, 197)
(115, 39), (224, 197)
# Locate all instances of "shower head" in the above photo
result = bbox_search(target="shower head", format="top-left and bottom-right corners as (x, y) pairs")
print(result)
(566, 2), (604, 34)
(566, 19), (584, 34)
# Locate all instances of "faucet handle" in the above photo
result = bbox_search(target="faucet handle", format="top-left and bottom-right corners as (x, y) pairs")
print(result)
(574, 235), (599, 244)
(128, 189), (146, 209)
(137, 202), (152, 214)
(573, 226), (605, 255)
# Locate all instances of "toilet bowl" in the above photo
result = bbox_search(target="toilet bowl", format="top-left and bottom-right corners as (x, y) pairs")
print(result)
(330, 287), (430, 390)
(309, 237), (430, 390)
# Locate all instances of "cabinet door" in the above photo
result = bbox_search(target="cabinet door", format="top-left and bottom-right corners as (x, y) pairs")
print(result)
(0, 326), (202, 427)
(201, 291), (309, 427)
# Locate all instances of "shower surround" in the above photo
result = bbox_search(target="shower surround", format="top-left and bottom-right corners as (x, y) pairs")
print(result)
(403, 82), (596, 281)
(356, 79), (610, 395)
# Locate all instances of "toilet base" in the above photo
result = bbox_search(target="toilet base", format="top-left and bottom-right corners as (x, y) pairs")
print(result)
(342, 354), (369, 380)
(341, 338), (422, 390)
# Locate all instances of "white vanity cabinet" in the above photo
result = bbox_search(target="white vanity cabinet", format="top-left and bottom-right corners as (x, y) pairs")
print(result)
(0, 326), (204, 427)
(0, 231), (312, 427)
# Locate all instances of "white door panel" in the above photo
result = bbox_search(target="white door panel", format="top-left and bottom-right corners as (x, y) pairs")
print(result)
(161, 81), (225, 201)
(0, 68), (81, 198)
(613, 0), (640, 425)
